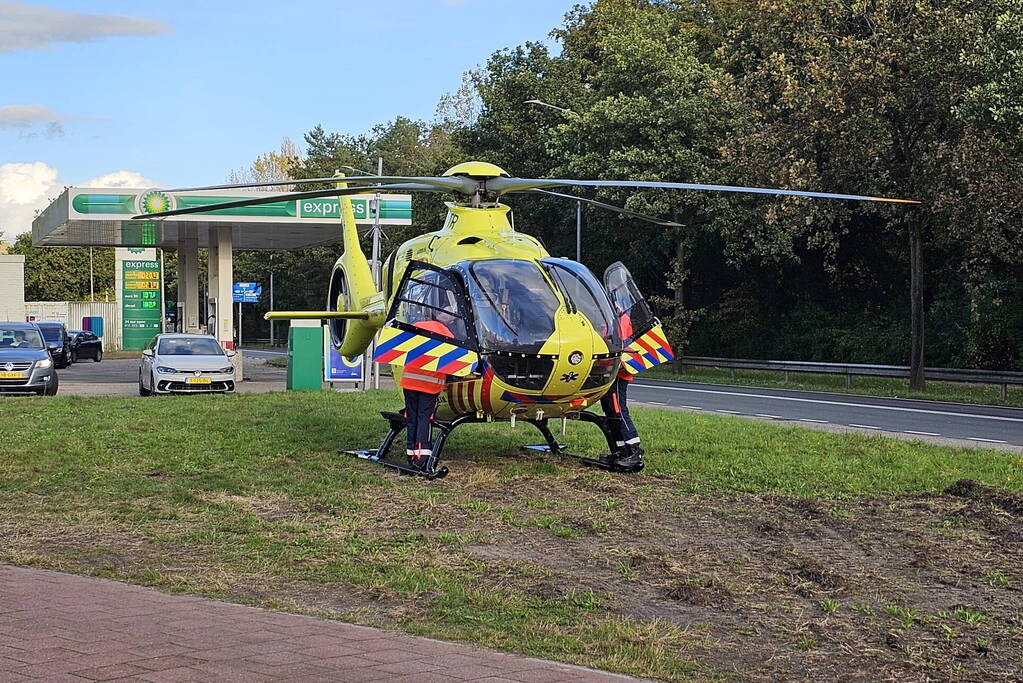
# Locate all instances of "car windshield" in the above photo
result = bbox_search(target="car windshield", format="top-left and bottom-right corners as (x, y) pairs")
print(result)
(38, 326), (63, 342)
(157, 338), (224, 356)
(466, 260), (561, 354)
(0, 327), (45, 349)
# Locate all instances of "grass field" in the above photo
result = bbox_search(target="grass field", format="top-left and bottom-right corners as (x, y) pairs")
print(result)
(647, 365), (1023, 408)
(1, 392), (1021, 680)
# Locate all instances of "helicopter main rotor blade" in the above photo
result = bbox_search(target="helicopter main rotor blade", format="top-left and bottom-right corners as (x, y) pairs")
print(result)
(130, 183), (444, 219)
(530, 189), (684, 227)
(166, 175), (477, 194)
(491, 177), (920, 205)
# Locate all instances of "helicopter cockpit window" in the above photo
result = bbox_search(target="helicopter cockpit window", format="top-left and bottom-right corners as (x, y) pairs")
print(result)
(541, 259), (623, 351)
(603, 261), (655, 342)
(465, 260), (560, 354)
(393, 266), (473, 346)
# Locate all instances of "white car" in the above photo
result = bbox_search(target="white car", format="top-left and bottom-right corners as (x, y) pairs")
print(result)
(139, 334), (237, 395)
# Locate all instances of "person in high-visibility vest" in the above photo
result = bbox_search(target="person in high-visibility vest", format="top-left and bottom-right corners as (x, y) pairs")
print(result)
(402, 318), (454, 470)
(599, 312), (643, 471)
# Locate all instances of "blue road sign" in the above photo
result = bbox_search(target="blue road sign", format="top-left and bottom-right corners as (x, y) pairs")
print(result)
(233, 282), (262, 303)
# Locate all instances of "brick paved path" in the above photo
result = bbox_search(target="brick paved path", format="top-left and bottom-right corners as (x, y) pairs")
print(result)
(0, 565), (637, 682)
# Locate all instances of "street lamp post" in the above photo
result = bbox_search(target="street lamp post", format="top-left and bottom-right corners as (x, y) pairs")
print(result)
(524, 99), (583, 263)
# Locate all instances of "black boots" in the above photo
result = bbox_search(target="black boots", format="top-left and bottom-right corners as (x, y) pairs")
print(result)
(613, 443), (644, 472)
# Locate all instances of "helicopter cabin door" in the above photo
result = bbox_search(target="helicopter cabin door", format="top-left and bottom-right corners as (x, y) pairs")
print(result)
(373, 261), (480, 377)
(603, 262), (674, 374)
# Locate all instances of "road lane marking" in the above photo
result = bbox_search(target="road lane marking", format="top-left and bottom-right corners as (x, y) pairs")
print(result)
(681, 406), (703, 410)
(717, 410), (740, 414)
(647, 401), (666, 405)
(849, 424), (881, 430)
(756, 414), (783, 419)
(800, 419), (829, 423)
(905, 430), (940, 436)
(633, 383), (1023, 424)
(968, 437), (1008, 444)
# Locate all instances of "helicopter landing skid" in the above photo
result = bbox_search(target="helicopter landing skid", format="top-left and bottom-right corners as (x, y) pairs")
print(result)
(520, 443), (644, 474)
(342, 448), (449, 480)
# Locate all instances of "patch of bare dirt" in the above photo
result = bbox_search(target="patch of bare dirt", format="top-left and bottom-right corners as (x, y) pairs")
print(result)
(3, 475), (1023, 681)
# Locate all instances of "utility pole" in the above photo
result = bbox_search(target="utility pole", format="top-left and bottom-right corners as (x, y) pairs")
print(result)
(89, 247), (94, 301)
(576, 201), (582, 262)
(269, 253), (275, 346)
(372, 156), (383, 390)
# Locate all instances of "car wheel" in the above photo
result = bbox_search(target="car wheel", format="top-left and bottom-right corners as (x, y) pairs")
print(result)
(138, 371), (151, 397)
(45, 383), (58, 396)
(93, 349), (103, 363)
(71, 350), (78, 363)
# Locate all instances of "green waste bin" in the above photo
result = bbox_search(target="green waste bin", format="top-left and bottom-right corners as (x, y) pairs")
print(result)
(287, 323), (323, 391)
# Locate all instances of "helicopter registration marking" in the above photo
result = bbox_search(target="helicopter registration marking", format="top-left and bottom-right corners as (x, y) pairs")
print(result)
(373, 326), (478, 378)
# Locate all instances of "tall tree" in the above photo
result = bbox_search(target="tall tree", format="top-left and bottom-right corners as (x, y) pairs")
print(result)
(9, 233), (115, 302)
(718, 0), (1023, 385)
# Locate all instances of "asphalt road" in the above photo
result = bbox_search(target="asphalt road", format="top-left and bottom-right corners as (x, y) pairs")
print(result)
(630, 378), (1023, 451)
(45, 347), (1023, 452)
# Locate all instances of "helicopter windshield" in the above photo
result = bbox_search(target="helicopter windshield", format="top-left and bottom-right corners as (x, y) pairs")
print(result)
(541, 259), (622, 351)
(465, 260), (561, 354)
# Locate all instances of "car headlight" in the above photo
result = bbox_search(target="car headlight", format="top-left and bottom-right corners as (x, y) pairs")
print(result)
(35, 358), (53, 369)
(155, 366), (178, 374)
(219, 366), (235, 374)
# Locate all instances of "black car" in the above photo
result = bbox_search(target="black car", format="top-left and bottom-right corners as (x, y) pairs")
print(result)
(0, 322), (59, 395)
(68, 330), (104, 362)
(36, 321), (72, 368)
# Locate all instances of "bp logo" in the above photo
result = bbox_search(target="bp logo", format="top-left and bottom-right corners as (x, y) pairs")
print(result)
(137, 190), (173, 215)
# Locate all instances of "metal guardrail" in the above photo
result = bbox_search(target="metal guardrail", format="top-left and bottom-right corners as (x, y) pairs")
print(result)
(677, 356), (1023, 400)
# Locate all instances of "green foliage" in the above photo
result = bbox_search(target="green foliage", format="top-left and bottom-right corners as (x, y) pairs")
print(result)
(10, 233), (115, 302)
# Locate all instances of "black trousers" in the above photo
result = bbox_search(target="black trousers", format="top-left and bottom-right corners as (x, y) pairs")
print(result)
(599, 377), (639, 446)
(403, 389), (440, 455)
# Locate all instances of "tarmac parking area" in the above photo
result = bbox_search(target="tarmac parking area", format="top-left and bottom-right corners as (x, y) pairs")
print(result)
(50, 356), (286, 397)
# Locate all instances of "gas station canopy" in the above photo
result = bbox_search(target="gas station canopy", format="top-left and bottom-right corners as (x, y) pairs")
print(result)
(33, 187), (412, 250)
(30, 186), (412, 350)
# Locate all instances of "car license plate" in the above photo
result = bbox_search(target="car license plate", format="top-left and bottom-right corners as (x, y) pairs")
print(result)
(186, 377), (211, 385)
(0, 371), (25, 379)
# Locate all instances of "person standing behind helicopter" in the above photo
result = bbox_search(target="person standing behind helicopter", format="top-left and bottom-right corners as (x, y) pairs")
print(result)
(401, 306), (455, 471)
(599, 309), (643, 471)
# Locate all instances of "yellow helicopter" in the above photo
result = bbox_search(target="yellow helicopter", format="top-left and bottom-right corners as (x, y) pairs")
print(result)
(136, 161), (917, 478)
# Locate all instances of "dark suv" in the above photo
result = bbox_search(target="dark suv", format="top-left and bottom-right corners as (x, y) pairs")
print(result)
(0, 322), (59, 395)
(36, 321), (72, 368)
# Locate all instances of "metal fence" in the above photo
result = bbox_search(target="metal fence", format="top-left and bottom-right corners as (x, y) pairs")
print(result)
(677, 355), (1023, 399)
(25, 301), (122, 350)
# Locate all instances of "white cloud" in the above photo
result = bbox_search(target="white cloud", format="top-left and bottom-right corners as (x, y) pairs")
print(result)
(83, 170), (159, 189)
(0, 104), (71, 127)
(0, 1), (170, 53)
(0, 162), (159, 239)
(0, 161), (61, 238)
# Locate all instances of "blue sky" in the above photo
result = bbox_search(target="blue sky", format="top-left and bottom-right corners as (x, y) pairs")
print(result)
(0, 0), (579, 235)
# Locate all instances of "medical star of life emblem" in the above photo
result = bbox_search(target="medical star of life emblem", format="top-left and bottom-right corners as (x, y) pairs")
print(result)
(560, 371), (579, 383)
